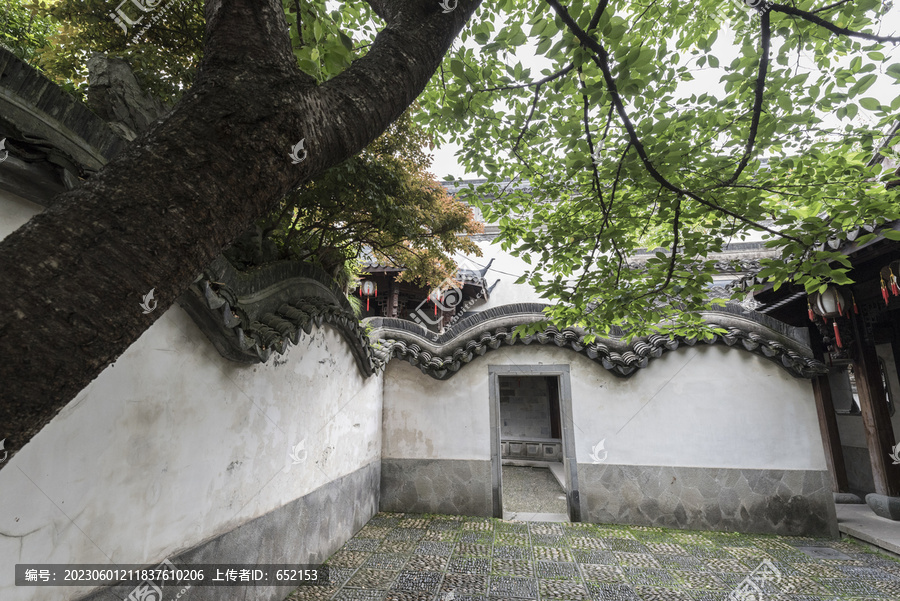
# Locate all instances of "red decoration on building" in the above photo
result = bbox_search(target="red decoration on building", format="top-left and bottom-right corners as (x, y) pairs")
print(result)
(360, 280), (377, 311)
(810, 286), (848, 349)
(879, 262), (900, 305)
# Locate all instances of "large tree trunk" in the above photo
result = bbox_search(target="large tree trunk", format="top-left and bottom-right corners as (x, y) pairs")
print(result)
(0, 0), (480, 468)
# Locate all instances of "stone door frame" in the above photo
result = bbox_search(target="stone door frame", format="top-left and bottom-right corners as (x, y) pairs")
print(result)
(488, 364), (582, 521)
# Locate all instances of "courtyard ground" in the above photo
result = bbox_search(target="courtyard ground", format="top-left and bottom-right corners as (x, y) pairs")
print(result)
(288, 512), (900, 601)
(501, 466), (568, 516)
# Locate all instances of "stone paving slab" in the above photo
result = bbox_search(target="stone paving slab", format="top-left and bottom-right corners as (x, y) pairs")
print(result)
(287, 513), (900, 601)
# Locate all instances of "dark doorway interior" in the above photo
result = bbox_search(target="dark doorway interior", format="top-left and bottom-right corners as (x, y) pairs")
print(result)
(498, 375), (568, 520)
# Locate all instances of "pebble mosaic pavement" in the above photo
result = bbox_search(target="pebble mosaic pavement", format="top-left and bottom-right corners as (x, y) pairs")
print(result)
(287, 513), (900, 601)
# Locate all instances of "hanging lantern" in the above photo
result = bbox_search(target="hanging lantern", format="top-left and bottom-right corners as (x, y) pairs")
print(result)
(360, 280), (377, 311)
(810, 286), (846, 349)
(880, 260), (900, 305)
(810, 286), (845, 319)
(807, 298), (815, 322)
(429, 289), (442, 316)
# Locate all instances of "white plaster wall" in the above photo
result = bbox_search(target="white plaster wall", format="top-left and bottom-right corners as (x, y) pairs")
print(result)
(0, 189), (41, 240)
(0, 306), (382, 601)
(566, 345), (824, 470)
(382, 360), (490, 460)
(382, 343), (825, 471)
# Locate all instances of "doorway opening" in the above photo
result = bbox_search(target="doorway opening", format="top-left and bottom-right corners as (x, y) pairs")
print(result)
(489, 365), (580, 522)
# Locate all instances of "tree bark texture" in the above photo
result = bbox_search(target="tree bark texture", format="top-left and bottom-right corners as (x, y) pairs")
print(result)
(0, 0), (481, 468)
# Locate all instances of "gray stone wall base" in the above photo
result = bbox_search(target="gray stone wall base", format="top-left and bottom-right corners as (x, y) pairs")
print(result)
(579, 463), (839, 537)
(381, 458), (492, 517)
(78, 460), (380, 601)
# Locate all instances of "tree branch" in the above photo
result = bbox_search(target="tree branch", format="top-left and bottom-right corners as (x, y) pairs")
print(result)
(630, 198), (682, 302)
(577, 66), (606, 212)
(476, 64), (574, 93)
(812, 0), (853, 13)
(293, 0), (304, 47)
(0, 0), (484, 466)
(512, 80), (544, 155)
(722, 11), (770, 186)
(544, 0), (800, 243)
(770, 2), (900, 43)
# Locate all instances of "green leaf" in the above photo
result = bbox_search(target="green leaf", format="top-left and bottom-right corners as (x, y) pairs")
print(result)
(859, 97), (881, 111)
(450, 59), (467, 80)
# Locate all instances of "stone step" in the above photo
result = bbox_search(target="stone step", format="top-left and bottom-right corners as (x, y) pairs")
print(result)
(548, 462), (566, 492)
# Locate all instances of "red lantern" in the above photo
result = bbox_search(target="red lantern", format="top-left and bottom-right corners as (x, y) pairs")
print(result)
(881, 261), (900, 305)
(360, 280), (377, 311)
(810, 286), (847, 348)
(810, 287), (845, 319)
(429, 289), (442, 316)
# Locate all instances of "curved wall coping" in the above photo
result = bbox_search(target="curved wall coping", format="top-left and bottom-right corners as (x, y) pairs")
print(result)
(368, 303), (825, 380)
(0, 48), (126, 175)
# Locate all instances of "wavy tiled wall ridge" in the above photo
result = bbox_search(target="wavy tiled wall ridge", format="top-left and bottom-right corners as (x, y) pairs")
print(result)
(369, 303), (826, 380)
(177, 256), (381, 376)
(180, 257), (826, 381)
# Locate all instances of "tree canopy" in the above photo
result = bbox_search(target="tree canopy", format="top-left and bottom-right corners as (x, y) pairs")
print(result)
(0, 0), (57, 63)
(19, 1), (900, 336)
(416, 0), (900, 338)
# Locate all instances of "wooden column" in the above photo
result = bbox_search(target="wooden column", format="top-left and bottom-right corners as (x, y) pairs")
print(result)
(851, 315), (900, 497)
(390, 280), (400, 318)
(811, 374), (850, 492)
